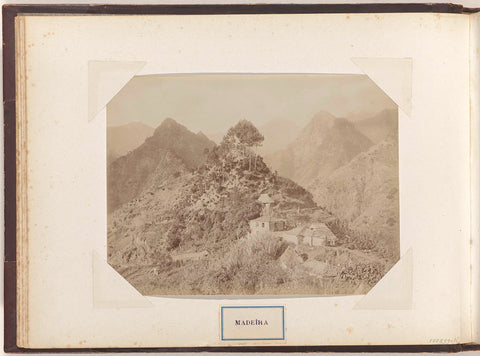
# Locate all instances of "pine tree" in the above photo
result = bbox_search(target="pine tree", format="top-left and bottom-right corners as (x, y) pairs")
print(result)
(221, 119), (264, 170)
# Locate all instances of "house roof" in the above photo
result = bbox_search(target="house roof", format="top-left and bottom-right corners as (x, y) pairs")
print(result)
(312, 222), (336, 233)
(258, 193), (275, 204)
(305, 223), (337, 239)
(250, 215), (283, 223)
(283, 225), (308, 237)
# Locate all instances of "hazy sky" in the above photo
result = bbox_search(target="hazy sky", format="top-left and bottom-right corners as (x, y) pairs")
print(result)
(107, 74), (396, 134)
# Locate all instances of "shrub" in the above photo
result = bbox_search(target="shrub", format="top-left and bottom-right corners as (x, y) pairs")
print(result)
(202, 233), (289, 294)
(166, 232), (181, 251)
(249, 234), (287, 259)
(339, 262), (385, 285)
(347, 236), (376, 251)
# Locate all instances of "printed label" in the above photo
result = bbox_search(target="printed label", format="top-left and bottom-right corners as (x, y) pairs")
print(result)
(220, 306), (285, 341)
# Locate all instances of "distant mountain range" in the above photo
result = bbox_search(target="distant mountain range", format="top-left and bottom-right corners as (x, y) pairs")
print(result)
(264, 111), (374, 187)
(107, 122), (154, 165)
(354, 109), (398, 144)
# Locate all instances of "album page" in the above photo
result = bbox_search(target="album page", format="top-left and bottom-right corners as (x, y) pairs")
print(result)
(15, 12), (472, 347)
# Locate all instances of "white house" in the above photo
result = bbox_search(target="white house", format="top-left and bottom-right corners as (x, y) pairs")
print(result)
(249, 216), (285, 236)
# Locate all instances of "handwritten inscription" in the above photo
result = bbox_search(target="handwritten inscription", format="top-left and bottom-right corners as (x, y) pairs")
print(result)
(429, 338), (459, 344)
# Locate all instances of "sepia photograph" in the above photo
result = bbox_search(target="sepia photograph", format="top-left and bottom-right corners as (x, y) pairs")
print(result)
(106, 74), (399, 296)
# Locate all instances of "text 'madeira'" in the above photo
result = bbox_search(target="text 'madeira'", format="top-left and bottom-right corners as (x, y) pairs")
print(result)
(221, 306), (285, 341)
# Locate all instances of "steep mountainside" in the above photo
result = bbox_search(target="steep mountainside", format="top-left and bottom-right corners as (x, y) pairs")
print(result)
(107, 122), (154, 165)
(354, 109), (398, 144)
(149, 118), (216, 169)
(264, 112), (373, 187)
(107, 118), (215, 212)
(311, 135), (399, 258)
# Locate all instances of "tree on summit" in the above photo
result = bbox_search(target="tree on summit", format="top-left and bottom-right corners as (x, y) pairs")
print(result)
(222, 120), (264, 170)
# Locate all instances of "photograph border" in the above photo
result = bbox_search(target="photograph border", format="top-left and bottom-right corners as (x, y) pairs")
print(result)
(3, 3), (480, 353)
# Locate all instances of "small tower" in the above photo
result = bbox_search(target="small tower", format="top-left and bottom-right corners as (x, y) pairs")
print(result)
(258, 193), (275, 216)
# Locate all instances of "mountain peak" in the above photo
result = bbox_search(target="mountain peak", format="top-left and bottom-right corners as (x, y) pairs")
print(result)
(265, 110), (373, 187)
(308, 111), (336, 129)
(108, 118), (216, 212)
(298, 112), (336, 138)
(154, 118), (189, 136)
(160, 117), (180, 127)
(312, 110), (336, 121)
